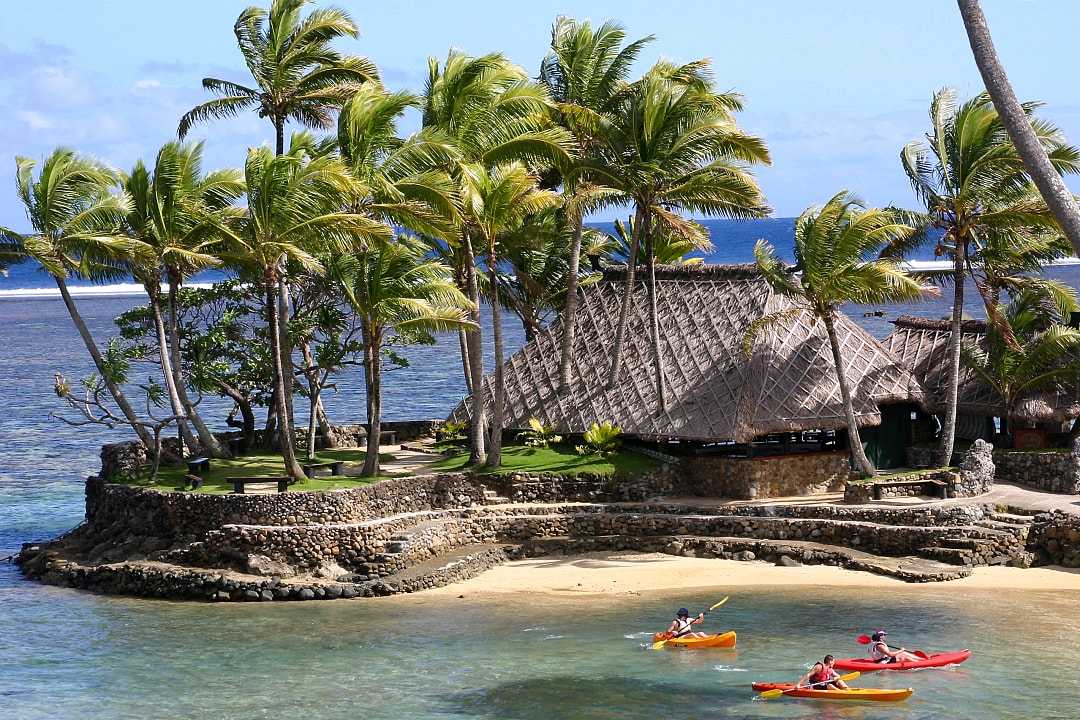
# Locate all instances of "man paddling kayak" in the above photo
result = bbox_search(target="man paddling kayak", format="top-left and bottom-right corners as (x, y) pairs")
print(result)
(665, 608), (707, 639)
(868, 630), (920, 663)
(798, 655), (850, 690)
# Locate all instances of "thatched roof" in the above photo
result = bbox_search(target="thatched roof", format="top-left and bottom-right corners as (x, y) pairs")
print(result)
(449, 264), (927, 442)
(882, 315), (1080, 422)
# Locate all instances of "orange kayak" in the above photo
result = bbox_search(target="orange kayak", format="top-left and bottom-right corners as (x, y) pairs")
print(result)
(652, 630), (736, 648)
(751, 682), (913, 702)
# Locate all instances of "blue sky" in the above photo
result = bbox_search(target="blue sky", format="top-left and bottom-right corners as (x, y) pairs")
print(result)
(1, 0), (1078, 225)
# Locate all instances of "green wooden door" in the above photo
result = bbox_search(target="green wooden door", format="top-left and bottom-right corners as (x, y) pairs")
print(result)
(861, 404), (911, 470)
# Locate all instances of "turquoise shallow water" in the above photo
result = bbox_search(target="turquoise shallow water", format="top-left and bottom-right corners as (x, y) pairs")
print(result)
(1, 583), (1079, 719)
(3, 221), (1080, 718)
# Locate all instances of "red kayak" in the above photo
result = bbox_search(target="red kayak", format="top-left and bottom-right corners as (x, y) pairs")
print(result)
(833, 650), (971, 672)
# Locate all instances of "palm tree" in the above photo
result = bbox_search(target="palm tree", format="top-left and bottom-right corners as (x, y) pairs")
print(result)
(177, 0), (378, 155)
(124, 141), (244, 457)
(330, 237), (473, 475)
(602, 215), (710, 266)
(893, 88), (1079, 465)
(755, 191), (932, 477)
(421, 49), (572, 463)
(956, 0), (1080, 254)
(539, 17), (653, 392)
(0, 233), (26, 275)
(3, 149), (152, 448)
(462, 162), (561, 467)
(599, 60), (771, 409)
(961, 290), (1080, 443)
(222, 141), (388, 480)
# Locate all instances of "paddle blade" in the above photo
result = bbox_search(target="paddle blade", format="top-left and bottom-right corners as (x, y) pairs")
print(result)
(914, 650), (929, 660)
(838, 671), (860, 683)
(708, 596), (730, 612)
(856, 634), (872, 644)
(650, 640), (668, 650)
(759, 688), (785, 699)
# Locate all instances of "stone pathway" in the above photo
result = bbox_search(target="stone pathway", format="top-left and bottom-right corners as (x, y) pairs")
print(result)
(339, 444), (445, 477)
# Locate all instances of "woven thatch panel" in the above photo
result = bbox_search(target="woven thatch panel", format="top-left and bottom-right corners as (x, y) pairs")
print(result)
(450, 265), (926, 442)
(882, 315), (1080, 422)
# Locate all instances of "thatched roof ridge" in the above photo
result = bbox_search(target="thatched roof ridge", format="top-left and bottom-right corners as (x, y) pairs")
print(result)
(892, 315), (988, 333)
(883, 315), (1080, 422)
(450, 264), (928, 442)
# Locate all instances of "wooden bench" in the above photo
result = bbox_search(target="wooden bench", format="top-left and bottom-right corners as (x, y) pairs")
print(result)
(227, 476), (290, 494)
(301, 460), (345, 477)
(186, 457), (210, 476)
(872, 478), (947, 500)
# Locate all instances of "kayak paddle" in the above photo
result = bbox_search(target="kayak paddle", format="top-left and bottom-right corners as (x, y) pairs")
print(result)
(651, 597), (730, 650)
(759, 671), (861, 699)
(856, 635), (929, 660)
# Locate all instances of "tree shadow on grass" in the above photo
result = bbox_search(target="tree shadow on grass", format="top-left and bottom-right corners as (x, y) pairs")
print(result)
(437, 675), (768, 720)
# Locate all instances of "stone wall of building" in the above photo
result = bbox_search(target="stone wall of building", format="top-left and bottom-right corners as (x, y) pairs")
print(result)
(994, 446), (1080, 494)
(682, 451), (851, 499)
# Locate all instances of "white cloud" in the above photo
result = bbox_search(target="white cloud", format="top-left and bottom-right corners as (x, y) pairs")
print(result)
(17, 110), (54, 129)
(134, 79), (161, 90)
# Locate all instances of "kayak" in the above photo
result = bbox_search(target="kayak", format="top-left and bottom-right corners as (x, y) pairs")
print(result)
(751, 682), (913, 702)
(833, 650), (971, 672)
(651, 630), (736, 648)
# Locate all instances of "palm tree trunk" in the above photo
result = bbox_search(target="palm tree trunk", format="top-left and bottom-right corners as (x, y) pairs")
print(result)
(306, 376), (320, 461)
(558, 212), (584, 393)
(149, 288), (198, 452)
(458, 327), (473, 394)
(938, 240), (966, 467)
(644, 217), (666, 413)
(265, 270), (304, 482)
(608, 205), (645, 386)
(463, 230), (486, 465)
(957, 0), (1080, 255)
(362, 324), (382, 476)
(300, 340), (337, 449)
(167, 272), (229, 457)
(824, 312), (876, 477)
(486, 255), (505, 469)
(277, 273), (297, 445)
(55, 276), (153, 448)
(316, 399), (336, 448)
(263, 387), (278, 448)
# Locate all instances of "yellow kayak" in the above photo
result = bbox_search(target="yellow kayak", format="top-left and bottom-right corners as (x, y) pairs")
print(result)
(752, 682), (913, 702)
(651, 630), (736, 648)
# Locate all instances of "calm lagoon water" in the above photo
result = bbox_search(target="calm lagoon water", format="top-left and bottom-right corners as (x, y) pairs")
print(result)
(2, 219), (1079, 718)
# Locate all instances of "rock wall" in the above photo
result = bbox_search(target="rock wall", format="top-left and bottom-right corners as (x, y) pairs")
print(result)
(682, 451), (851, 499)
(1028, 511), (1080, 567)
(994, 447), (1080, 494)
(491, 465), (678, 503)
(956, 439), (995, 496)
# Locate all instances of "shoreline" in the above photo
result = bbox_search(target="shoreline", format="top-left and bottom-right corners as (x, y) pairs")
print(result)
(417, 552), (1080, 598)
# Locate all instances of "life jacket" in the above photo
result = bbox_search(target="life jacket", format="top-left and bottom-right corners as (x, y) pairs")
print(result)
(809, 663), (837, 685)
(672, 617), (694, 637)
(870, 641), (891, 662)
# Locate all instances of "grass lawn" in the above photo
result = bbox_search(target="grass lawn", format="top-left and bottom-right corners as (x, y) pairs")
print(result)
(430, 442), (658, 476)
(123, 448), (402, 493)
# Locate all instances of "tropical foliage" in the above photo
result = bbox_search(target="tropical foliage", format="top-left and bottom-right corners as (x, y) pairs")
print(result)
(517, 417), (563, 448)
(577, 421), (622, 457)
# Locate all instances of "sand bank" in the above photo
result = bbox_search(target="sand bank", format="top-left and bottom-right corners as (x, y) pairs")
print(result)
(421, 552), (1080, 597)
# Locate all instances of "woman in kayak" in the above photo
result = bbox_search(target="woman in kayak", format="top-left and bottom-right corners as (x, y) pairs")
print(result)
(665, 608), (707, 639)
(799, 655), (849, 690)
(869, 630), (920, 663)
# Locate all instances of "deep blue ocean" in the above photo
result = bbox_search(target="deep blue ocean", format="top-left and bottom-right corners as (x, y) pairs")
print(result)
(3, 218), (1080, 719)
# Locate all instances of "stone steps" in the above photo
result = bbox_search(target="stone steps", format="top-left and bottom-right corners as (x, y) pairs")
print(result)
(918, 546), (976, 566)
(482, 489), (511, 505)
(989, 512), (1036, 525)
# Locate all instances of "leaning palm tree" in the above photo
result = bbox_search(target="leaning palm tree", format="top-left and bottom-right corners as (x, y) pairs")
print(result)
(124, 141), (244, 457)
(892, 88), (1079, 466)
(540, 17), (653, 392)
(330, 237), (473, 475)
(754, 192), (932, 477)
(3, 149), (151, 448)
(178, 0), (378, 155)
(222, 142), (388, 480)
(0, 233), (26, 275)
(961, 290), (1080, 443)
(599, 60), (771, 409)
(422, 49), (572, 464)
(956, 0), (1080, 254)
(463, 162), (562, 467)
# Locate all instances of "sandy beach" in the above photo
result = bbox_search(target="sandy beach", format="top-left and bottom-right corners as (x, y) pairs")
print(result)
(421, 552), (1080, 597)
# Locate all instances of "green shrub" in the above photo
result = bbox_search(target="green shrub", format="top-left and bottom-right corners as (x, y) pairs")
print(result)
(438, 420), (468, 442)
(577, 421), (622, 457)
(517, 417), (562, 448)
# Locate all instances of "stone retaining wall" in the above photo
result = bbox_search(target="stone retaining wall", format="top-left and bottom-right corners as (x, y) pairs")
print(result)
(682, 451), (851, 499)
(1028, 511), (1080, 567)
(994, 447), (1080, 494)
(492, 465), (679, 503)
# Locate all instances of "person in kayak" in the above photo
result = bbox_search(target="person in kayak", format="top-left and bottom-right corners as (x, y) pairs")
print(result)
(665, 608), (707, 639)
(798, 655), (849, 690)
(868, 630), (920, 663)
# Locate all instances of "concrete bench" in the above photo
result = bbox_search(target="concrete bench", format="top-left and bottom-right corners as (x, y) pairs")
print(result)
(301, 460), (345, 478)
(872, 478), (947, 500)
(186, 457), (210, 476)
(227, 476), (289, 494)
